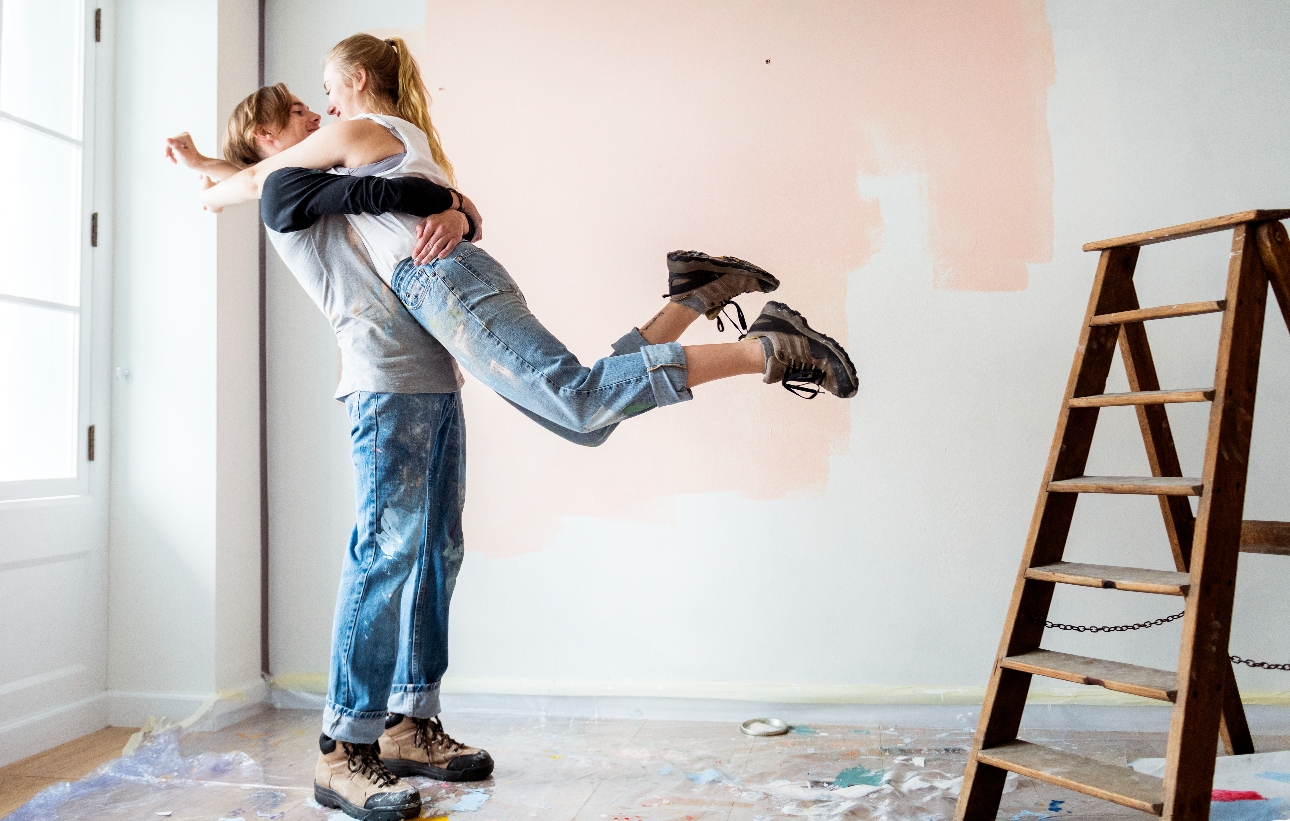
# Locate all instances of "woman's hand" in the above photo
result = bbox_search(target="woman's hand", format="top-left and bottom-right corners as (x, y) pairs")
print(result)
(198, 175), (224, 213)
(166, 132), (208, 169)
(166, 132), (242, 182)
(198, 174), (223, 213)
(459, 194), (483, 242)
(413, 210), (470, 264)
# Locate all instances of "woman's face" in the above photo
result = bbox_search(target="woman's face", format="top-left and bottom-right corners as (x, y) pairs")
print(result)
(323, 62), (363, 119)
(258, 95), (321, 156)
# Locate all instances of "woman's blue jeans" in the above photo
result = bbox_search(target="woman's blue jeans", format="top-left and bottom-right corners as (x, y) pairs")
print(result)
(390, 243), (693, 442)
(326, 245), (692, 742)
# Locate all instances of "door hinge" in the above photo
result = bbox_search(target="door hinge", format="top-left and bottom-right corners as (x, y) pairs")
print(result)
(87, 425), (96, 461)
(91, 212), (98, 247)
(94, 9), (101, 43)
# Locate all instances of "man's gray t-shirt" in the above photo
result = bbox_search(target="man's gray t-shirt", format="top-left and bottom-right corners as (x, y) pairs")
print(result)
(268, 215), (462, 398)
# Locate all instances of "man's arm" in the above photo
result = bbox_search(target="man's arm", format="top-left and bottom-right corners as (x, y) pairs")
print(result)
(261, 167), (457, 233)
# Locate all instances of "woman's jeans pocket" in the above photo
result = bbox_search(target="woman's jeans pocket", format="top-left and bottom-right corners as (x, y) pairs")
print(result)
(392, 260), (430, 310)
(455, 245), (518, 295)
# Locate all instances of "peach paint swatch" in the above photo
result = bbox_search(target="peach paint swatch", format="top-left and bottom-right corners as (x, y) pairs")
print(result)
(394, 0), (1054, 555)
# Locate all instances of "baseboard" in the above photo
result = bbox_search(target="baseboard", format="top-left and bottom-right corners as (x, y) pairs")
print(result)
(0, 693), (109, 769)
(107, 678), (269, 733)
(267, 674), (1290, 733)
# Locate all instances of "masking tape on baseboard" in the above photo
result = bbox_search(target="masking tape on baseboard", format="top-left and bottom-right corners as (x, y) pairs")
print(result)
(264, 674), (1290, 708)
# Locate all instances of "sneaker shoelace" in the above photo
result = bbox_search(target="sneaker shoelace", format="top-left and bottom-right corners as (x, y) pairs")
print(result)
(781, 363), (825, 398)
(343, 742), (399, 788)
(714, 299), (747, 334)
(411, 716), (467, 756)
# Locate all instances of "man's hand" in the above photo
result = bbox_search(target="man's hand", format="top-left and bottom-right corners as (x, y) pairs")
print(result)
(413, 209), (470, 264)
(166, 132), (207, 169)
(459, 194), (483, 242)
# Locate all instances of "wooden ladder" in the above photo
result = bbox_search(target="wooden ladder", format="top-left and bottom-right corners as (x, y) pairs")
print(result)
(956, 210), (1290, 821)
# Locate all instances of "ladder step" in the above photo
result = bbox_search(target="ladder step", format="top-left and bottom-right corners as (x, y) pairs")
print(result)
(1048, 476), (1203, 496)
(1241, 520), (1290, 556)
(1069, 388), (1214, 407)
(1088, 300), (1225, 326)
(1000, 650), (1178, 702)
(977, 740), (1163, 815)
(1027, 562), (1190, 595)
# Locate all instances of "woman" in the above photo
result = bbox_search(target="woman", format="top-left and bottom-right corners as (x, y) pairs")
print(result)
(169, 33), (857, 821)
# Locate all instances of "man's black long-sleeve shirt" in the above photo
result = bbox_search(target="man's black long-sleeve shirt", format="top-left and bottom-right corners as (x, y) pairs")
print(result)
(260, 167), (456, 234)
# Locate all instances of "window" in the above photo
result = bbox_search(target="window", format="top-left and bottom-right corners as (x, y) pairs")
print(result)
(0, 0), (93, 496)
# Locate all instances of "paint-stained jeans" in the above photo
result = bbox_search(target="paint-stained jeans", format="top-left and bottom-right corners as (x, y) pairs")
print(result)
(390, 243), (692, 443)
(324, 391), (466, 743)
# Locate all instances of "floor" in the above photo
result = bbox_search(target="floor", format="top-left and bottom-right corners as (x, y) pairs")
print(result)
(1, 710), (1287, 821)
(0, 726), (137, 817)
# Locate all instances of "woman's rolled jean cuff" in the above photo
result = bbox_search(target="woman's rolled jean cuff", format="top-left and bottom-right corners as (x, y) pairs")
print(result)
(640, 341), (692, 407)
(388, 683), (442, 720)
(323, 702), (389, 744)
(611, 327), (649, 356)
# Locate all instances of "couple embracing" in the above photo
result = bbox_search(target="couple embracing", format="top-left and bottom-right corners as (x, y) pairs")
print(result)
(167, 31), (856, 821)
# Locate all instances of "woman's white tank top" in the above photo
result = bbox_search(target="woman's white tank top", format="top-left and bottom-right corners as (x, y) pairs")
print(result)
(331, 113), (451, 284)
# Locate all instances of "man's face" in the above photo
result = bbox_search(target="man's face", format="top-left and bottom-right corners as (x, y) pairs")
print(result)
(259, 95), (321, 156)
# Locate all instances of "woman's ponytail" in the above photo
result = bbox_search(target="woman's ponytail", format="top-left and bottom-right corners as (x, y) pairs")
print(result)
(328, 33), (456, 187)
(387, 37), (456, 188)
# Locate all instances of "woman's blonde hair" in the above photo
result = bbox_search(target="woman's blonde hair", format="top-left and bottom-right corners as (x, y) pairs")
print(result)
(223, 83), (293, 167)
(327, 33), (456, 187)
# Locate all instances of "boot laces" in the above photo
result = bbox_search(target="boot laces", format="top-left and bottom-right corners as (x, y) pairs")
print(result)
(412, 716), (467, 755)
(714, 299), (747, 335)
(342, 741), (399, 788)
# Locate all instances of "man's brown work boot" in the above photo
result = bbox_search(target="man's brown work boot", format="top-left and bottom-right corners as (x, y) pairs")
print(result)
(378, 713), (495, 781)
(314, 734), (421, 821)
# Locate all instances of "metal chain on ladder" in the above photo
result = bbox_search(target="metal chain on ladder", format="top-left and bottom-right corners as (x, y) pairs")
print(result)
(1033, 613), (1290, 670)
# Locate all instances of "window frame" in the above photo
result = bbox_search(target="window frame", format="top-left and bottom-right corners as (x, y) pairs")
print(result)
(0, 0), (98, 502)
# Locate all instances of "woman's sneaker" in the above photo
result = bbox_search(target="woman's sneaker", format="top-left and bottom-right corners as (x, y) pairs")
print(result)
(378, 714), (495, 782)
(743, 302), (858, 399)
(666, 250), (780, 333)
(314, 735), (421, 821)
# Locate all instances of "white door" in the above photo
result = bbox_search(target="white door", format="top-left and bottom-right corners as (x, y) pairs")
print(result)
(0, 0), (113, 764)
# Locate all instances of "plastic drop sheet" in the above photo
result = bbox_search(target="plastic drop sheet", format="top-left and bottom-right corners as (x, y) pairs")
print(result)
(4, 708), (1196, 821)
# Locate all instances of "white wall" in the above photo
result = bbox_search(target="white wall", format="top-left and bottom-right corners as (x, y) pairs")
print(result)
(108, 0), (263, 728)
(262, 0), (1290, 714)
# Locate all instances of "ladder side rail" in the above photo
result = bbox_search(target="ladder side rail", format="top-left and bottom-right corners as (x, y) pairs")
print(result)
(956, 247), (1141, 821)
(1117, 302), (1197, 569)
(1116, 286), (1255, 756)
(1161, 223), (1270, 821)
(1255, 221), (1290, 336)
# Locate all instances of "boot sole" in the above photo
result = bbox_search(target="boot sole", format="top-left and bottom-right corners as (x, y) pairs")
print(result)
(758, 301), (858, 399)
(384, 757), (495, 782)
(314, 783), (421, 821)
(666, 251), (781, 294)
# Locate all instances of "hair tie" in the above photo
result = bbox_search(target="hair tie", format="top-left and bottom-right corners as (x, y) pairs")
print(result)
(385, 38), (397, 49)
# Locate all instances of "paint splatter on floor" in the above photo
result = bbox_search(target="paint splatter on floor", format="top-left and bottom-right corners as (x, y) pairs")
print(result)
(833, 766), (886, 788)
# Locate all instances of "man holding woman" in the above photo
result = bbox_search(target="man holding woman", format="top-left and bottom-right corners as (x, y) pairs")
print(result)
(168, 32), (856, 821)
